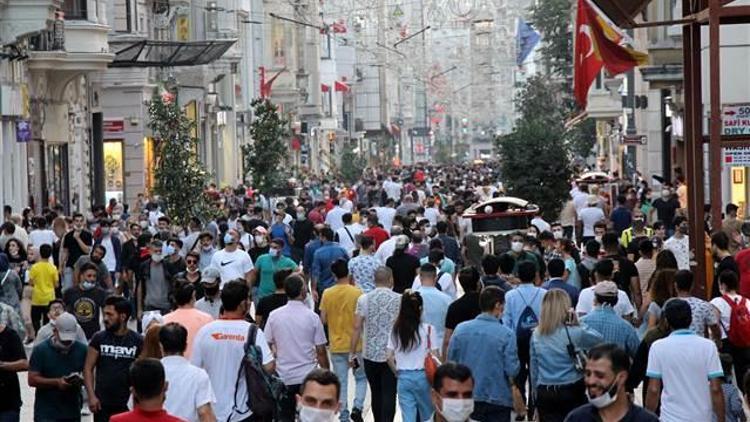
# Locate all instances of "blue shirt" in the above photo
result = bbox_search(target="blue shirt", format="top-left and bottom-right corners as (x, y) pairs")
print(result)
(414, 286), (452, 346)
(610, 206), (632, 236)
(502, 284), (546, 332)
(530, 325), (603, 389)
(269, 223), (292, 257)
(542, 278), (580, 308)
(303, 239), (323, 274)
(311, 242), (349, 291)
(581, 306), (640, 358)
(448, 314), (520, 407)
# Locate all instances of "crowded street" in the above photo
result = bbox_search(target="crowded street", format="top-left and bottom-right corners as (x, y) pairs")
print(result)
(4, 0), (750, 421)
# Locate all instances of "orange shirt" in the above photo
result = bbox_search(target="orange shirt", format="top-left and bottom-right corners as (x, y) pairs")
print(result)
(163, 307), (214, 358)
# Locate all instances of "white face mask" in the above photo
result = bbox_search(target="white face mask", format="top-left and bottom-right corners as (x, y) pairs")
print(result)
(298, 405), (337, 422)
(511, 241), (524, 253)
(553, 230), (564, 240)
(440, 398), (475, 422)
(586, 380), (619, 409)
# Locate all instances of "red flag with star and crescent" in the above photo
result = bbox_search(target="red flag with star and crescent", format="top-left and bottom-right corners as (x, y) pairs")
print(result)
(574, 0), (648, 109)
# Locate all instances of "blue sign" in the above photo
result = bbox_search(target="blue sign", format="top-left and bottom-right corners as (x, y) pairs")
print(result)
(16, 120), (31, 143)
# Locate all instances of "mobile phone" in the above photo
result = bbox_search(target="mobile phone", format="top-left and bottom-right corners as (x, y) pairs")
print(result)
(351, 356), (360, 370)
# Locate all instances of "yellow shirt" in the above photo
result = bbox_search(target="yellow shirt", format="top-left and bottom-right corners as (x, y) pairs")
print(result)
(29, 261), (59, 306)
(319, 283), (363, 353)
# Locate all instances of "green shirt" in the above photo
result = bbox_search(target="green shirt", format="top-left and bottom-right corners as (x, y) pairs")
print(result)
(255, 254), (298, 298)
(29, 339), (87, 419)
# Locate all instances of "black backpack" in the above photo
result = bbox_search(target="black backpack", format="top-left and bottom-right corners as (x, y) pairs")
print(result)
(231, 324), (286, 420)
(577, 263), (591, 289)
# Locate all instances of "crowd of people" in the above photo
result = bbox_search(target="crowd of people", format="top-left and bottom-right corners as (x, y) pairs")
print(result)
(0, 164), (749, 422)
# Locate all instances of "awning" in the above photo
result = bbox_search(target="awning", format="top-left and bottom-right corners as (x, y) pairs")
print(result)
(109, 39), (237, 68)
(590, 0), (653, 28)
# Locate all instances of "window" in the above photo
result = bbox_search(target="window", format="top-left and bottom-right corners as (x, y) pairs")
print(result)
(113, 0), (133, 33)
(62, 0), (87, 20)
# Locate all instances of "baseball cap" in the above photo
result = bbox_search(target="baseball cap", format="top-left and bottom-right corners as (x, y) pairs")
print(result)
(395, 235), (410, 249)
(201, 267), (220, 284)
(593, 281), (618, 297)
(53, 312), (79, 342)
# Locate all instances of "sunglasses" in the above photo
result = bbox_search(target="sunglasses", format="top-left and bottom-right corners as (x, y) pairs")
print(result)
(186, 259), (198, 264)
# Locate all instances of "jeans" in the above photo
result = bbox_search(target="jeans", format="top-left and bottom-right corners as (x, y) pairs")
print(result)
(397, 370), (433, 422)
(0, 410), (19, 422)
(63, 267), (74, 291)
(535, 380), (586, 422)
(364, 359), (397, 422)
(331, 353), (367, 421)
(471, 402), (511, 422)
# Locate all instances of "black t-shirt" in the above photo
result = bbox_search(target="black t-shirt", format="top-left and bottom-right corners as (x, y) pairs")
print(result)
(564, 403), (659, 421)
(256, 293), (288, 328)
(606, 255), (638, 300)
(445, 292), (481, 330)
(386, 252), (421, 294)
(89, 330), (143, 407)
(292, 220), (315, 249)
(0, 328), (24, 412)
(651, 198), (680, 230)
(63, 286), (108, 339)
(63, 229), (93, 268)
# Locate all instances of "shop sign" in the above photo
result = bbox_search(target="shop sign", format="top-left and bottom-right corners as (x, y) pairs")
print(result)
(103, 120), (125, 133)
(724, 146), (750, 167)
(722, 103), (750, 135)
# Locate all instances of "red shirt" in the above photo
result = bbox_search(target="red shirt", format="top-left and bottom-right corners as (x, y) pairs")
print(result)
(737, 248), (750, 297)
(363, 227), (390, 249)
(111, 408), (185, 422)
(308, 209), (325, 224)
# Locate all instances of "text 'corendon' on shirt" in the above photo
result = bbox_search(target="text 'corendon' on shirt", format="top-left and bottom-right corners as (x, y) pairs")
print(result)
(210, 332), (246, 341)
(100, 344), (138, 359)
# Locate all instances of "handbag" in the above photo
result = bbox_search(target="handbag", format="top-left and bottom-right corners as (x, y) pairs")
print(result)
(563, 325), (588, 373)
(424, 325), (441, 384)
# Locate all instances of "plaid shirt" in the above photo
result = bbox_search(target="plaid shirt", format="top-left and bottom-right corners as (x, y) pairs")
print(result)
(0, 301), (25, 339)
(581, 306), (639, 358)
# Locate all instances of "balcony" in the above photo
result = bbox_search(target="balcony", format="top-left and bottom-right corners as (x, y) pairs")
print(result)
(28, 19), (113, 72)
(587, 76), (624, 120)
(0, 0), (61, 44)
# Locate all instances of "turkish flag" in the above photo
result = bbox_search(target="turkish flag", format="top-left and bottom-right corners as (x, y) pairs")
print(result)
(321, 83), (330, 92)
(573, 0), (603, 109)
(334, 80), (350, 92)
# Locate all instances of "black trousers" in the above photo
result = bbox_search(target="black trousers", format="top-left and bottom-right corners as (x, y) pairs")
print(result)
(535, 380), (586, 422)
(279, 384), (302, 422)
(514, 337), (533, 411)
(364, 359), (397, 422)
(722, 339), (750, 393)
(94, 405), (129, 422)
(31, 305), (49, 336)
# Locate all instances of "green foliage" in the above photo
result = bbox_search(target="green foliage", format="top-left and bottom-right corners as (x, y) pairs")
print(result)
(496, 75), (572, 219)
(530, 0), (574, 80)
(242, 98), (290, 194)
(339, 143), (366, 184)
(147, 94), (214, 226)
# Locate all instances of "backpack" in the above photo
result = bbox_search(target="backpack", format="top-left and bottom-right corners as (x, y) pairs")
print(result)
(723, 295), (750, 348)
(435, 271), (445, 292)
(515, 289), (541, 345)
(231, 324), (286, 420)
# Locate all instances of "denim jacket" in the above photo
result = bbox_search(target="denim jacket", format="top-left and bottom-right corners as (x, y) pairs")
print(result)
(529, 324), (603, 391)
(447, 313), (520, 407)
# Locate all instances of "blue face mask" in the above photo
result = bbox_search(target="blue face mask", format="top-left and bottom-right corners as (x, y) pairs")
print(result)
(163, 244), (175, 256)
(224, 233), (235, 245)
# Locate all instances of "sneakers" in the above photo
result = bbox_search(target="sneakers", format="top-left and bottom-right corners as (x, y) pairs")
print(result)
(350, 408), (363, 422)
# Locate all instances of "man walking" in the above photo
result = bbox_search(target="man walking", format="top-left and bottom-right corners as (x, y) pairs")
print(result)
(448, 286), (520, 421)
(580, 281), (640, 358)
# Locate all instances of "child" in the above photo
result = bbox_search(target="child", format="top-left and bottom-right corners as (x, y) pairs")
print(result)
(717, 353), (747, 422)
(27, 244), (59, 338)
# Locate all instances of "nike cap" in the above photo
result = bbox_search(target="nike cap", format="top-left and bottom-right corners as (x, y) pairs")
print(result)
(202, 266), (221, 284)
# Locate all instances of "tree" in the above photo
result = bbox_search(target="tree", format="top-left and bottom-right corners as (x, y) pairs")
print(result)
(338, 143), (366, 184)
(496, 75), (572, 219)
(147, 93), (214, 226)
(243, 98), (290, 194)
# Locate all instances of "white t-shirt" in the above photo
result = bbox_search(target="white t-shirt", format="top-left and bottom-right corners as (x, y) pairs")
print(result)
(710, 294), (750, 339)
(336, 224), (364, 257)
(424, 208), (441, 226)
(576, 286), (635, 317)
(162, 355), (216, 422)
(374, 207), (397, 232)
(375, 238), (397, 264)
(325, 207), (347, 232)
(209, 249), (254, 287)
(191, 319), (273, 422)
(28, 229), (57, 248)
(664, 235), (690, 270)
(578, 207), (605, 237)
(411, 273), (456, 299)
(387, 323), (438, 370)
(383, 181), (403, 201)
(100, 236), (117, 272)
(572, 190), (589, 213)
(646, 330), (724, 422)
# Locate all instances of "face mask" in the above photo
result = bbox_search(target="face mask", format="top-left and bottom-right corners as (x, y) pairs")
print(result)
(254, 235), (268, 247)
(297, 213), (306, 221)
(204, 285), (220, 297)
(163, 244), (175, 256)
(553, 230), (563, 240)
(269, 248), (280, 257)
(151, 253), (164, 263)
(594, 235), (602, 243)
(511, 241), (524, 253)
(81, 281), (96, 290)
(202, 245), (213, 251)
(633, 218), (644, 225)
(139, 221), (149, 230)
(224, 233), (234, 245)
(679, 225), (689, 234)
(439, 398), (475, 422)
(298, 405), (336, 422)
(662, 190), (671, 198)
(101, 228), (110, 235)
(586, 379), (619, 409)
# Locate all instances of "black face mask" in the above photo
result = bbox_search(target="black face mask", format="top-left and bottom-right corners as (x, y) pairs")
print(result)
(91, 256), (102, 263)
(204, 285), (220, 297)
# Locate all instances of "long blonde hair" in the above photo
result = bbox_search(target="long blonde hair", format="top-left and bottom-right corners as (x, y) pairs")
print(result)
(537, 289), (571, 336)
